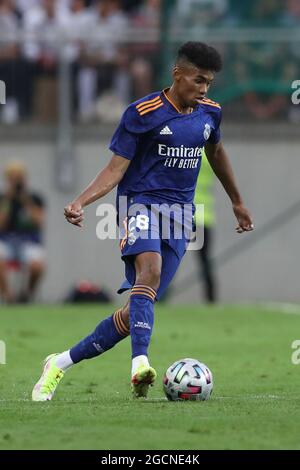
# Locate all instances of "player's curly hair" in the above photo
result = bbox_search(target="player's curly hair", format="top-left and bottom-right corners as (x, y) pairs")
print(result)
(176, 42), (222, 72)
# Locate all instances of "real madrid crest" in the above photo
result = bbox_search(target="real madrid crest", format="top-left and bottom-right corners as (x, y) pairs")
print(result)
(203, 123), (211, 140)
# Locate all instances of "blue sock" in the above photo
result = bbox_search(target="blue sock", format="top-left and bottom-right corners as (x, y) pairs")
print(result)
(130, 284), (156, 359)
(70, 309), (129, 363)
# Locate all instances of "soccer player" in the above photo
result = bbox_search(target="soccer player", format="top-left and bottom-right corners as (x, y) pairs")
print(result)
(32, 42), (253, 401)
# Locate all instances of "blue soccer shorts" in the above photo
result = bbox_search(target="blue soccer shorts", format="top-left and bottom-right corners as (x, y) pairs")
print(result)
(117, 203), (193, 300)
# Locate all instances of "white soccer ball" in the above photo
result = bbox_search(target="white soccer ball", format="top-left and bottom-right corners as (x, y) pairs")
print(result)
(163, 358), (213, 401)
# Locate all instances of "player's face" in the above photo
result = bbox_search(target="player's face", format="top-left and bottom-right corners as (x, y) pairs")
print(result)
(174, 64), (215, 108)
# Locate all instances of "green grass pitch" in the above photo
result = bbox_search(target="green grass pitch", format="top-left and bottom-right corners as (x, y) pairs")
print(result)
(1, 303), (300, 450)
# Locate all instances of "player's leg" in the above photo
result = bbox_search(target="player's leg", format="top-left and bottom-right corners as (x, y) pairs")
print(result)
(68, 302), (130, 364)
(130, 251), (161, 397)
(156, 242), (184, 301)
(32, 301), (130, 401)
(0, 241), (15, 303)
(130, 243), (188, 397)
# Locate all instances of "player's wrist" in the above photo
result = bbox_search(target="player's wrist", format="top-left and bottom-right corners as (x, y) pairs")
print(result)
(231, 198), (244, 207)
(71, 198), (84, 209)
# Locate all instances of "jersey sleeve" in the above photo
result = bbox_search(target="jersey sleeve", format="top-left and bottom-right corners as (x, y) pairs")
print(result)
(109, 106), (140, 161)
(207, 106), (222, 144)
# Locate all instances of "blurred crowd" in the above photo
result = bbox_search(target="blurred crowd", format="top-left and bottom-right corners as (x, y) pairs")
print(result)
(0, 0), (160, 123)
(171, 0), (300, 28)
(0, 0), (299, 124)
(170, 0), (300, 122)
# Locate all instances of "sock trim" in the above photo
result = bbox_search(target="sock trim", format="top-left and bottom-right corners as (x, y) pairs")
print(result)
(113, 309), (129, 336)
(117, 310), (130, 335)
(131, 284), (157, 301)
(133, 284), (156, 296)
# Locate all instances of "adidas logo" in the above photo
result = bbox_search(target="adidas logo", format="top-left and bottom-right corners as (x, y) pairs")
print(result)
(160, 126), (173, 135)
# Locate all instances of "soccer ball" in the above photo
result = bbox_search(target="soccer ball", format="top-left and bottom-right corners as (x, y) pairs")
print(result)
(163, 358), (213, 401)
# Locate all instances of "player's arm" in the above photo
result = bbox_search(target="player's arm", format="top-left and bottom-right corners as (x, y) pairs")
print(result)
(205, 141), (254, 233)
(64, 154), (130, 228)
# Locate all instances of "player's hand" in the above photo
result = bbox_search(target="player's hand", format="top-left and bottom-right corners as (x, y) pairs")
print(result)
(64, 201), (84, 228)
(232, 203), (254, 234)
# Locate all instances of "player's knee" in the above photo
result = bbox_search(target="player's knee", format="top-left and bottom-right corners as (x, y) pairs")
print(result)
(135, 253), (162, 290)
(137, 266), (161, 290)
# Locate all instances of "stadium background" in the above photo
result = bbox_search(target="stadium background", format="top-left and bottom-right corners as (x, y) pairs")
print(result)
(1, 0), (300, 452)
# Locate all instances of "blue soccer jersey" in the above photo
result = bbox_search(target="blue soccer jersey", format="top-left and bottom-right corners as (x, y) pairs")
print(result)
(109, 88), (222, 208)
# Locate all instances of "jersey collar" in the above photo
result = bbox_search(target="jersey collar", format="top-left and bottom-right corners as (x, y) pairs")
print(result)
(161, 88), (198, 115)
(162, 88), (182, 113)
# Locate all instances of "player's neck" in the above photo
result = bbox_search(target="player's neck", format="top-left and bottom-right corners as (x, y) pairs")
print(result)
(165, 86), (193, 114)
